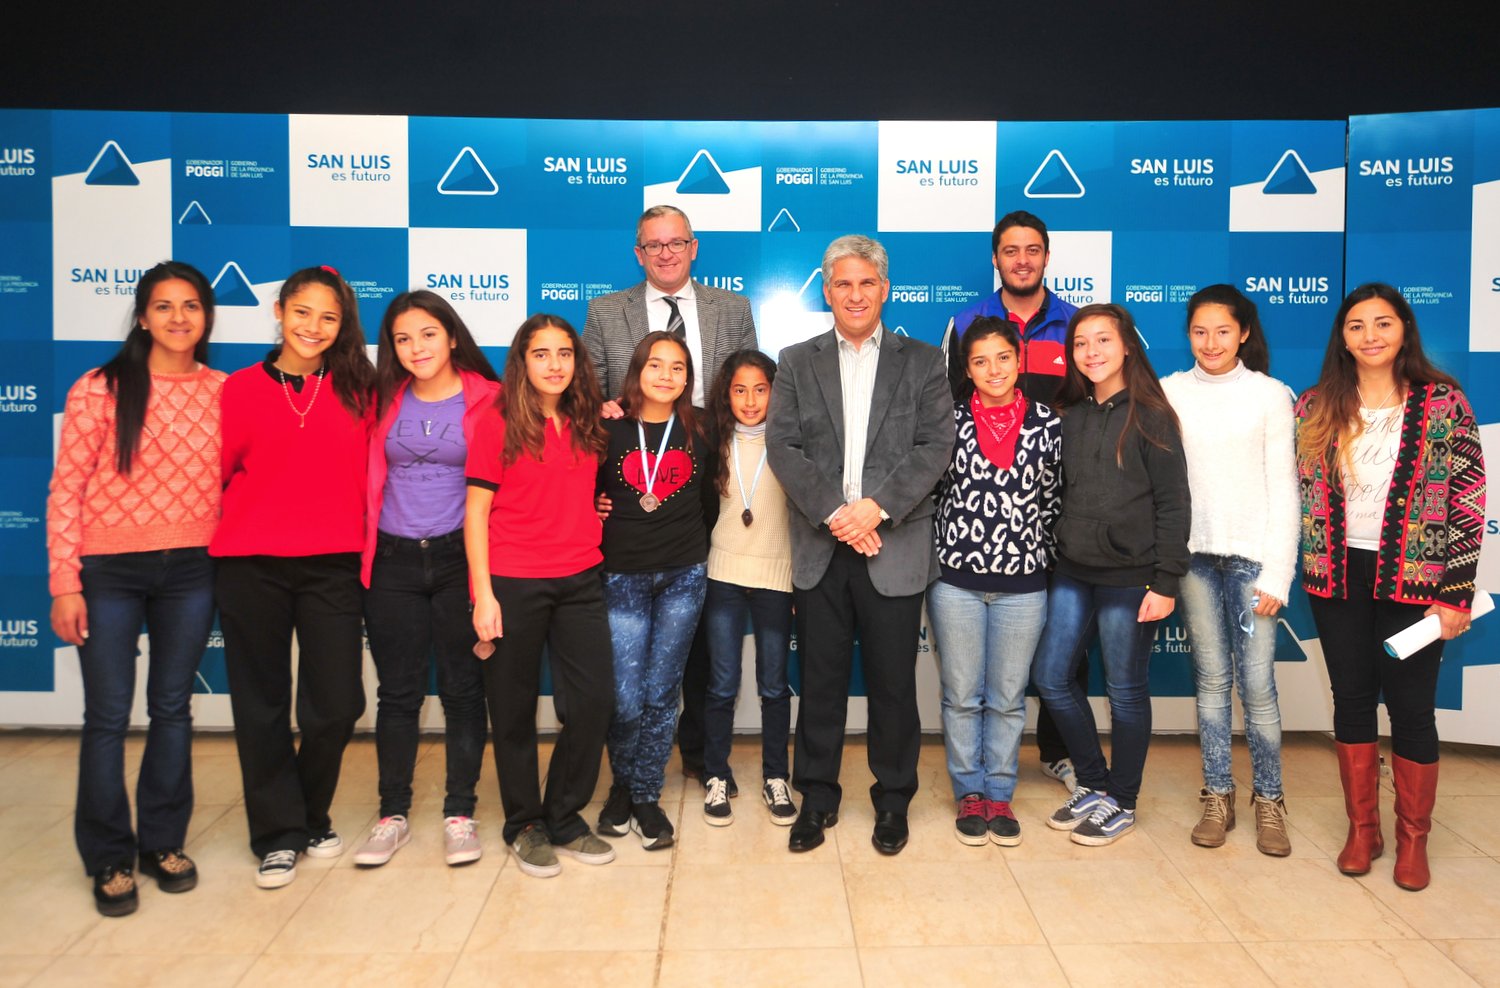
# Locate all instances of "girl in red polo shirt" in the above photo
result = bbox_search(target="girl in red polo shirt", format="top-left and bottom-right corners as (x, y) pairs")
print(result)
(210, 266), (375, 889)
(465, 313), (615, 879)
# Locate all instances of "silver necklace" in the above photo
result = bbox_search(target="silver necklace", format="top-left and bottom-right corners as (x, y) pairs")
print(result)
(1356, 381), (1399, 423)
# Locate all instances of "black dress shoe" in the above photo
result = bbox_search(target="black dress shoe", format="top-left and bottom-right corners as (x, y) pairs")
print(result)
(93, 864), (139, 917)
(872, 811), (909, 855)
(788, 808), (839, 852)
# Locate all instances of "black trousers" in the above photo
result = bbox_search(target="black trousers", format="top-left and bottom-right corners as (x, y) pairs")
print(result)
(792, 543), (923, 814)
(217, 554), (366, 857)
(483, 567), (615, 844)
(1307, 548), (1444, 763)
(675, 617), (710, 772)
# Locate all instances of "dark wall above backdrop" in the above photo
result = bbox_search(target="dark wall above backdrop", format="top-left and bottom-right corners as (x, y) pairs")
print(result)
(5, 0), (1499, 121)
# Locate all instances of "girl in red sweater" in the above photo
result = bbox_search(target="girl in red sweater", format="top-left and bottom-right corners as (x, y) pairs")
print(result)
(47, 262), (224, 917)
(209, 266), (375, 889)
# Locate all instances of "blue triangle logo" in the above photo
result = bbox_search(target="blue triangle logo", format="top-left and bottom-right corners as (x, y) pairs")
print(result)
(675, 149), (732, 195)
(84, 140), (140, 186)
(178, 200), (211, 225)
(211, 262), (259, 307)
(1023, 149), (1085, 199)
(1262, 149), (1317, 195)
(437, 146), (499, 196)
(767, 207), (800, 233)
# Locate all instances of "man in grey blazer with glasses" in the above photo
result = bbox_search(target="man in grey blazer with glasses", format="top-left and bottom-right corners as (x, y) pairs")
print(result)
(767, 234), (953, 856)
(583, 205), (758, 406)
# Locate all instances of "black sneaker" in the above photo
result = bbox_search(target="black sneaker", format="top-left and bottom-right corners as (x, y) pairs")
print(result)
(955, 792), (989, 846)
(987, 800), (1022, 847)
(630, 800), (675, 850)
(761, 778), (798, 825)
(599, 784), (632, 837)
(92, 864), (138, 917)
(703, 776), (733, 826)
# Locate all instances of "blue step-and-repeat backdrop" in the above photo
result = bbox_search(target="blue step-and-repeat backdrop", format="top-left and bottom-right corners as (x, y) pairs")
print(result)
(0, 109), (1495, 742)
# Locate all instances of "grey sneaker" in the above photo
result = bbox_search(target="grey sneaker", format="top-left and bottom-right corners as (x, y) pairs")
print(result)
(554, 830), (616, 866)
(1191, 788), (1235, 848)
(305, 830), (343, 859)
(703, 776), (733, 826)
(1253, 794), (1292, 857)
(762, 778), (798, 825)
(1047, 786), (1106, 831)
(256, 849), (298, 889)
(510, 824), (561, 878)
(1041, 758), (1078, 794)
(443, 816), (483, 866)
(353, 815), (410, 866)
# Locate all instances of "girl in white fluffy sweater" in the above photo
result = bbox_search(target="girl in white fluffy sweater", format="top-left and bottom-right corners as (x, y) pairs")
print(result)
(1161, 285), (1299, 857)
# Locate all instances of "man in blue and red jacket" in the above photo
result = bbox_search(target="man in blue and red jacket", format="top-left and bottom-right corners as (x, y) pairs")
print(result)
(938, 209), (1088, 794)
(940, 210), (1077, 405)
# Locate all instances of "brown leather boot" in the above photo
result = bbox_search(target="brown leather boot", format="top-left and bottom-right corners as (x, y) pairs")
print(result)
(1334, 741), (1384, 875)
(1391, 755), (1438, 891)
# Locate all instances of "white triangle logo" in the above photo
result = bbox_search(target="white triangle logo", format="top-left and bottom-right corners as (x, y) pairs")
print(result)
(1024, 149), (1086, 199)
(177, 200), (212, 225)
(767, 207), (801, 232)
(437, 146), (499, 196)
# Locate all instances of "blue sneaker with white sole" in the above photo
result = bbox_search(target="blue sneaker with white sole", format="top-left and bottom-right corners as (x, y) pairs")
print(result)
(1047, 786), (1106, 831)
(1070, 795), (1136, 846)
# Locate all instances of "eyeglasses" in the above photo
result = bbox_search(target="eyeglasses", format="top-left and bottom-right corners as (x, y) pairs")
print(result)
(637, 239), (693, 256)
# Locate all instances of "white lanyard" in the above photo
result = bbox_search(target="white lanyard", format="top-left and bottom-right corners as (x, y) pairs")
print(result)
(733, 434), (768, 526)
(636, 413), (676, 510)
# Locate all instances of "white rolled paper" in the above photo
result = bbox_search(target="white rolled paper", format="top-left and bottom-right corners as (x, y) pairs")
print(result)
(1383, 591), (1494, 659)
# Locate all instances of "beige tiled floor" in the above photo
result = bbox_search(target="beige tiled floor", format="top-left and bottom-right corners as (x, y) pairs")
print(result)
(3, 729), (1498, 987)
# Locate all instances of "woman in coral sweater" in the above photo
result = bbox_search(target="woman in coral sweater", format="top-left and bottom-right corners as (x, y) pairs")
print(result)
(47, 262), (225, 917)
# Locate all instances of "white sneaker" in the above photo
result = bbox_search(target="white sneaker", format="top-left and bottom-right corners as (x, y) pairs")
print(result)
(256, 849), (298, 889)
(1041, 758), (1078, 794)
(353, 815), (410, 866)
(305, 830), (343, 859)
(443, 816), (483, 866)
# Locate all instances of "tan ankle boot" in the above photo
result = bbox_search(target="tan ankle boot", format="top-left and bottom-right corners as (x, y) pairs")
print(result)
(1191, 788), (1234, 847)
(1252, 794), (1292, 857)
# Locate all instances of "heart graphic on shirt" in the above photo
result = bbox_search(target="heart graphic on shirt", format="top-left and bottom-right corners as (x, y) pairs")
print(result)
(622, 448), (694, 501)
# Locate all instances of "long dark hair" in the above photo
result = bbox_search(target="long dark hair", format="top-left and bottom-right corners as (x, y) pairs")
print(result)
(94, 261), (215, 474)
(1055, 303), (1181, 466)
(708, 349), (777, 497)
(374, 290), (498, 418)
(1297, 282), (1458, 486)
(619, 331), (699, 440)
(497, 314), (608, 466)
(273, 266), (374, 418)
(956, 315), (1022, 402)
(1185, 284), (1270, 374)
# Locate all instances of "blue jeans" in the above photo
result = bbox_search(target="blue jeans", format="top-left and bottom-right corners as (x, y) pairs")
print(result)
(74, 548), (216, 874)
(1179, 553), (1283, 798)
(926, 580), (1047, 802)
(363, 530), (487, 819)
(702, 579), (793, 783)
(1031, 571), (1157, 810)
(603, 564), (707, 802)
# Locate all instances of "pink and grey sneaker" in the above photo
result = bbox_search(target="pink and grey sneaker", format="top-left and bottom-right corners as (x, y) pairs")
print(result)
(443, 816), (483, 866)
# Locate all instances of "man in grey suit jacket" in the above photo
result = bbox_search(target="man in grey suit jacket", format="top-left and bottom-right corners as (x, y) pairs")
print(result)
(582, 205), (759, 790)
(766, 235), (954, 855)
(582, 205), (758, 405)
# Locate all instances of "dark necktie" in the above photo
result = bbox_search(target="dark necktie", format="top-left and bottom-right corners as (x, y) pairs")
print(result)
(662, 295), (685, 338)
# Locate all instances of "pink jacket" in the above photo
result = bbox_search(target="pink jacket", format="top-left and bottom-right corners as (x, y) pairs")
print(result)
(361, 369), (502, 587)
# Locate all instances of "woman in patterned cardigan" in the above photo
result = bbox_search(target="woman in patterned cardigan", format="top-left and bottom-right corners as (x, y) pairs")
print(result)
(1296, 282), (1486, 892)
